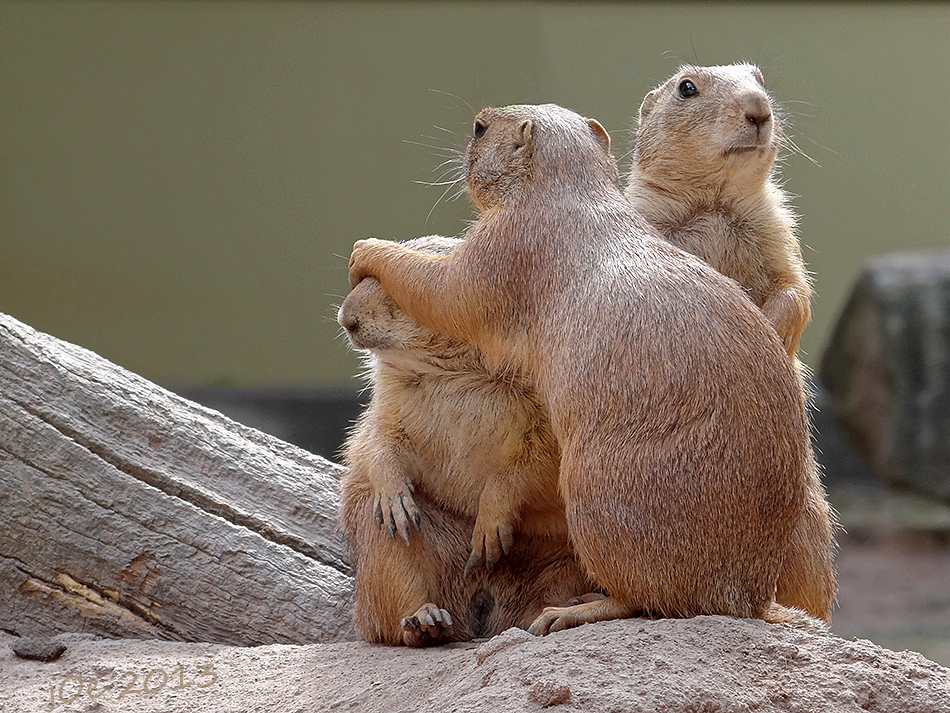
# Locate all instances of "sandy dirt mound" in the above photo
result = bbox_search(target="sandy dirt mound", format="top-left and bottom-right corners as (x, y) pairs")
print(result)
(3, 616), (948, 712)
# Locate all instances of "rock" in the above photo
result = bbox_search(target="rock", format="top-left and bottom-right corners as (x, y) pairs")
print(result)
(0, 311), (354, 645)
(821, 250), (950, 500)
(809, 378), (878, 484)
(1, 618), (947, 712)
(10, 637), (67, 662)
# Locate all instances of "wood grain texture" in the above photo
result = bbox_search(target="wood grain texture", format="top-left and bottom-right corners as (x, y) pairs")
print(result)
(0, 312), (355, 645)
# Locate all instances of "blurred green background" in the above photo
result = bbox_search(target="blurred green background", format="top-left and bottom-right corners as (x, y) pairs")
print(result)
(1, 0), (948, 387)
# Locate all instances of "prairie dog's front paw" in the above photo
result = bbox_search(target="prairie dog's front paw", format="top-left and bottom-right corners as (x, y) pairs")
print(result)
(761, 289), (808, 357)
(374, 480), (421, 545)
(348, 238), (389, 287)
(466, 515), (515, 574)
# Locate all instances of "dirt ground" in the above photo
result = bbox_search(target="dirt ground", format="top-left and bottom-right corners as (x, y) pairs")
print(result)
(2, 615), (948, 713)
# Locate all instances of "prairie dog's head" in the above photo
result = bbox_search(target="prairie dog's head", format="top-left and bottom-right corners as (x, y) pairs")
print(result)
(338, 236), (475, 370)
(633, 63), (780, 189)
(464, 104), (618, 211)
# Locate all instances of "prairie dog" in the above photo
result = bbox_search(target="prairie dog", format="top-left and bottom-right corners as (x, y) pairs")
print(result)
(626, 63), (811, 357)
(348, 103), (817, 632)
(344, 238), (834, 623)
(339, 236), (592, 646)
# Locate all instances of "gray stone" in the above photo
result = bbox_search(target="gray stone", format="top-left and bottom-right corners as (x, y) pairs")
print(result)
(809, 378), (877, 484)
(10, 637), (67, 662)
(821, 250), (950, 500)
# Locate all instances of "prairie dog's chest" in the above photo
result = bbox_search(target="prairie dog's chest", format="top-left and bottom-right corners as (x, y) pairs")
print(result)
(661, 211), (772, 305)
(392, 371), (554, 496)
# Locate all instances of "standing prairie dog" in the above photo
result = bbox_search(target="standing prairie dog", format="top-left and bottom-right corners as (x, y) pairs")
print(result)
(348, 103), (817, 633)
(626, 63), (811, 357)
(339, 236), (592, 646)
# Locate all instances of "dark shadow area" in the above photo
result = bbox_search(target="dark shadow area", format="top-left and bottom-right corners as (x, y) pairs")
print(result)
(165, 384), (367, 462)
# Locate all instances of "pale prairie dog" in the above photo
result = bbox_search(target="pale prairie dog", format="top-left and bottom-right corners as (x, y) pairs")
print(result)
(348, 103), (819, 632)
(338, 236), (592, 646)
(626, 63), (811, 358)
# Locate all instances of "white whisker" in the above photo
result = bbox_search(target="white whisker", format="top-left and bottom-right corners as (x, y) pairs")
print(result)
(414, 178), (465, 187)
(428, 88), (476, 115)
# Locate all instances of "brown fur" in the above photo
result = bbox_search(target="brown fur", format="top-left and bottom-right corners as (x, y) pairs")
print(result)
(341, 470), (591, 645)
(626, 65), (836, 620)
(339, 238), (593, 646)
(626, 63), (811, 357)
(348, 103), (820, 633)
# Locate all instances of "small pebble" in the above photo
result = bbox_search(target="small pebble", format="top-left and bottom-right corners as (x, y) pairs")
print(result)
(11, 637), (67, 662)
(528, 680), (571, 707)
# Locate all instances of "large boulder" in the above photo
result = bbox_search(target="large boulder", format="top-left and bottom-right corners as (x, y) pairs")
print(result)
(821, 251), (950, 500)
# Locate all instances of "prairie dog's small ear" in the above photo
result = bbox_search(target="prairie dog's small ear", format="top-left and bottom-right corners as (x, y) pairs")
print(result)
(586, 118), (611, 153)
(516, 119), (533, 149)
(638, 89), (659, 124)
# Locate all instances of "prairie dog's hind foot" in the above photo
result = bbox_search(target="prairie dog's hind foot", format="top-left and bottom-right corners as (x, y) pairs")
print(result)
(401, 603), (455, 647)
(527, 596), (638, 636)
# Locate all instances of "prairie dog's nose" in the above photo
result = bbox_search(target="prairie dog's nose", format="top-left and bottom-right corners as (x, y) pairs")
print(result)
(742, 93), (772, 127)
(338, 302), (359, 333)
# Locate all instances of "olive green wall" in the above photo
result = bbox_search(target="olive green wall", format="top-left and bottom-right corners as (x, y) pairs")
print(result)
(1, 1), (947, 386)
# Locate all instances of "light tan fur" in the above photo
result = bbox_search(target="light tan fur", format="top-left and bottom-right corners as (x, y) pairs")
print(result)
(626, 63), (811, 357)
(348, 103), (822, 633)
(339, 236), (593, 646)
(626, 64), (836, 620)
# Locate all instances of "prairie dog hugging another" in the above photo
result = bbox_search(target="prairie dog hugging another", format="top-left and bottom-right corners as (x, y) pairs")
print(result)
(348, 102), (819, 634)
(626, 63), (812, 358)
(340, 66), (836, 644)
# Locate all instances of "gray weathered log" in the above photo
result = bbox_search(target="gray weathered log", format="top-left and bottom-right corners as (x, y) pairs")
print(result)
(0, 311), (354, 645)
(821, 250), (950, 500)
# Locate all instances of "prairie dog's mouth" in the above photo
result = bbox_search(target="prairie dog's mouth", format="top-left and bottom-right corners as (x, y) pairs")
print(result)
(723, 142), (770, 157)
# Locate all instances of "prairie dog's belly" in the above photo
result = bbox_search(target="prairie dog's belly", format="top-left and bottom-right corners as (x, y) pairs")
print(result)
(394, 375), (561, 520)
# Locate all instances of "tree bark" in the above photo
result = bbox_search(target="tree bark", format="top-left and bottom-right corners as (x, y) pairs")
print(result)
(0, 312), (354, 645)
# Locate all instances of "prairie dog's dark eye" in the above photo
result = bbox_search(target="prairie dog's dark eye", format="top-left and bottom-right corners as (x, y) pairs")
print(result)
(473, 119), (487, 138)
(678, 79), (699, 98)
